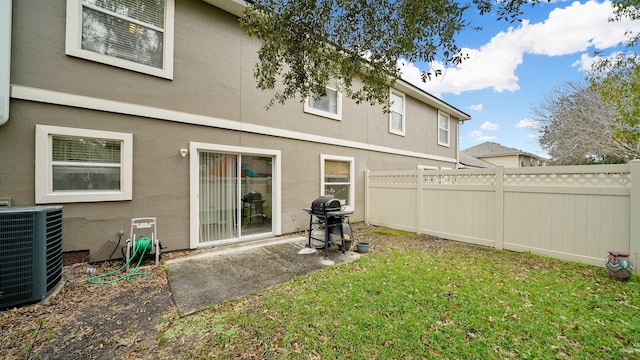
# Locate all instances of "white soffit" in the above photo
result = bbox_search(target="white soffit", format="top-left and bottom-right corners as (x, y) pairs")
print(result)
(201, 0), (247, 17)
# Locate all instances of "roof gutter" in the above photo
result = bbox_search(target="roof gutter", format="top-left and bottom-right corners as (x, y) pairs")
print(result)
(0, 0), (11, 126)
(201, 0), (247, 16)
(394, 79), (470, 121)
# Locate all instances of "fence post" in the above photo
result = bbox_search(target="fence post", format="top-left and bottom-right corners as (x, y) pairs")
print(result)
(495, 166), (504, 250)
(630, 160), (639, 275)
(364, 170), (370, 225)
(416, 169), (423, 234)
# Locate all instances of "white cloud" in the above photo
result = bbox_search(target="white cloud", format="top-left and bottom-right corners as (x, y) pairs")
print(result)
(481, 121), (499, 131)
(469, 130), (482, 138)
(469, 103), (484, 112)
(572, 51), (626, 72)
(516, 118), (542, 129)
(399, 0), (640, 97)
(571, 53), (598, 71)
(469, 130), (497, 142)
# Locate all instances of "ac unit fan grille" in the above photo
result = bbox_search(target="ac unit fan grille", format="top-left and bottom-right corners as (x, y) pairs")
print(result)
(0, 213), (36, 307)
(0, 206), (63, 310)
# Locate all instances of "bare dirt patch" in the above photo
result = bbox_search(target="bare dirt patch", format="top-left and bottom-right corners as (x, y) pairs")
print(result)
(0, 251), (187, 360)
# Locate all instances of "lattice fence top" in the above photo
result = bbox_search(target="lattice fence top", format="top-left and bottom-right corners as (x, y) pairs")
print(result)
(243, 177), (272, 185)
(368, 173), (417, 185)
(368, 166), (632, 188)
(368, 172), (496, 186)
(422, 173), (495, 186)
(504, 171), (631, 188)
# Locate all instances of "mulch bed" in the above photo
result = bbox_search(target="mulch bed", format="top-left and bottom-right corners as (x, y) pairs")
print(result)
(0, 250), (188, 360)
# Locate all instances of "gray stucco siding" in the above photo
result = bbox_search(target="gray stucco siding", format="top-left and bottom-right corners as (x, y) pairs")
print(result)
(0, 99), (453, 256)
(11, 0), (459, 161)
(2, 0), (466, 259)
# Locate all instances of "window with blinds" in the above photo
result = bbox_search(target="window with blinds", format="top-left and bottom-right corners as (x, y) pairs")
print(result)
(51, 136), (122, 191)
(35, 125), (133, 204)
(66, 0), (174, 78)
(321, 156), (354, 209)
(324, 160), (349, 183)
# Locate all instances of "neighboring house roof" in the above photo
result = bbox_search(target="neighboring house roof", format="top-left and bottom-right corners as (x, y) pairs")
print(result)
(458, 152), (496, 168)
(202, 0), (472, 122)
(462, 141), (545, 161)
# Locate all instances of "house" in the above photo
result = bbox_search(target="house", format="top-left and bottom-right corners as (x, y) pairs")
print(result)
(461, 142), (548, 168)
(0, 0), (470, 260)
(457, 152), (496, 169)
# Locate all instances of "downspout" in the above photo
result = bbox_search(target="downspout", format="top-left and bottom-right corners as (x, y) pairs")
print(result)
(0, 0), (12, 126)
(456, 120), (463, 169)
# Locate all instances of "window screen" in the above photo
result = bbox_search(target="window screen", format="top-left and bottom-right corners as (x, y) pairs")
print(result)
(81, 0), (165, 69)
(51, 135), (122, 191)
(390, 92), (404, 133)
(438, 112), (450, 146)
(324, 160), (350, 206)
(309, 88), (338, 115)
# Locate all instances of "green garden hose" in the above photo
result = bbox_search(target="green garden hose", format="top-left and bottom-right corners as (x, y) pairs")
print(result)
(87, 237), (153, 284)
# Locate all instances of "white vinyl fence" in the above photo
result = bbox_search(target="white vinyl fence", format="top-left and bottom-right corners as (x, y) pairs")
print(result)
(365, 161), (640, 273)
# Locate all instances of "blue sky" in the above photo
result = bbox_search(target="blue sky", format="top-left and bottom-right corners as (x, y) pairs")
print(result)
(398, 0), (640, 158)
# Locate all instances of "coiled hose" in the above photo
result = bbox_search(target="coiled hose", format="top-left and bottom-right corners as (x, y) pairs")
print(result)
(87, 237), (153, 284)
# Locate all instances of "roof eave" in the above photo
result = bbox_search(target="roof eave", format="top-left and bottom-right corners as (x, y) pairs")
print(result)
(394, 79), (471, 121)
(201, 0), (247, 17)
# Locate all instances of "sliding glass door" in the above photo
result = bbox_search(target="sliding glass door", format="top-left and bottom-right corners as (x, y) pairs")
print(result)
(197, 151), (274, 245)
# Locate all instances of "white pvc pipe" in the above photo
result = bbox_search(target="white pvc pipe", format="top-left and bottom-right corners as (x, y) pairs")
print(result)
(0, 0), (12, 126)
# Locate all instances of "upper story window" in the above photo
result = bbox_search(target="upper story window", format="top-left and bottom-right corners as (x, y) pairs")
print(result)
(389, 90), (405, 136)
(65, 0), (175, 79)
(304, 81), (342, 120)
(35, 125), (133, 204)
(438, 111), (450, 147)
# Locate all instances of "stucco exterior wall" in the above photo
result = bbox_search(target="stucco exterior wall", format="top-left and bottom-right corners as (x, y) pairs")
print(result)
(11, 0), (458, 157)
(1, 0), (467, 259)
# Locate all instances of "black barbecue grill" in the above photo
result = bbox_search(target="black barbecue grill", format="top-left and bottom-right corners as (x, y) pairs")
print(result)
(310, 196), (341, 214)
(303, 196), (354, 258)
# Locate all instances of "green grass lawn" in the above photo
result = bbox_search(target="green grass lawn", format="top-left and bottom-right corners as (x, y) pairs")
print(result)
(158, 226), (640, 359)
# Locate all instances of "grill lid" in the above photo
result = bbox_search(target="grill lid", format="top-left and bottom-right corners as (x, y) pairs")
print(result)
(242, 191), (262, 202)
(311, 196), (342, 214)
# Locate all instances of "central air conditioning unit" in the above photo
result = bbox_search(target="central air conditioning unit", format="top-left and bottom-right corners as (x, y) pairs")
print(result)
(0, 206), (63, 310)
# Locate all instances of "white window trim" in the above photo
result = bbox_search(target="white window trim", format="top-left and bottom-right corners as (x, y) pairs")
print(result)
(389, 90), (405, 136)
(35, 125), (133, 204)
(438, 111), (451, 147)
(65, 0), (175, 79)
(320, 154), (355, 211)
(304, 85), (343, 121)
(417, 165), (438, 170)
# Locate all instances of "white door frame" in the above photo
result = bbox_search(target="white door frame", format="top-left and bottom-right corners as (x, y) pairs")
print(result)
(189, 142), (281, 249)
